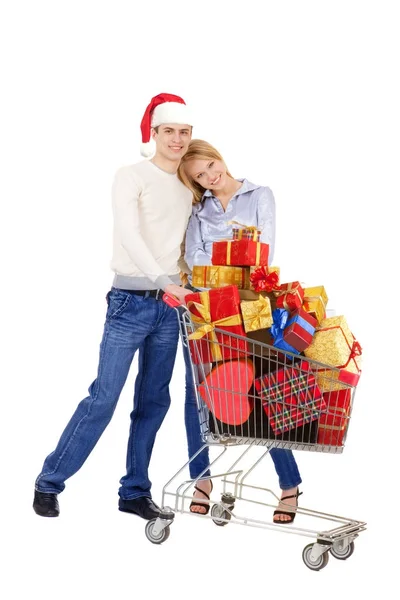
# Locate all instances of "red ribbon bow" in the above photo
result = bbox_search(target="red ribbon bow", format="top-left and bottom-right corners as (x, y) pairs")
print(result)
(250, 267), (280, 293)
(350, 340), (362, 358)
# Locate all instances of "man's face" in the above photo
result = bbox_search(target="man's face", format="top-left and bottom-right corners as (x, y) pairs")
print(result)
(152, 124), (192, 161)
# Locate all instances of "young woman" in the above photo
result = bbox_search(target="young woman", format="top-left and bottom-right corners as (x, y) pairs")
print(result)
(179, 139), (302, 523)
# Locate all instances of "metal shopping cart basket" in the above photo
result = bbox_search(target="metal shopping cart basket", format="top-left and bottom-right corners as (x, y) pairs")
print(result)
(144, 294), (366, 571)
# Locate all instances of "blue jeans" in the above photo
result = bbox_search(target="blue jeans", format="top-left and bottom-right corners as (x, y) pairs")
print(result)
(182, 333), (211, 479)
(35, 288), (180, 500)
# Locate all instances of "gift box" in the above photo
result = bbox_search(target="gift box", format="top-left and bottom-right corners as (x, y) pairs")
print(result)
(185, 285), (248, 364)
(274, 282), (304, 311)
(198, 359), (254, 425)
(317, 389), (352, 446)
(250, 266), (280, 292)
(304, 315), (362, 391)
(240, 294), (273, 333)
(283, 308), (317, 352)
(232, 226), (261, 242)
(254, 360), (325, 435)
(270, 308), (301, 355)
(303, 286), (328, 325)
(212, 239), (269, 267)
(192, 265), (250, 289)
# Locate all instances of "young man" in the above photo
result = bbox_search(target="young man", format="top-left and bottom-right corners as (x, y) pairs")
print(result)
(33, 93), (194, 520)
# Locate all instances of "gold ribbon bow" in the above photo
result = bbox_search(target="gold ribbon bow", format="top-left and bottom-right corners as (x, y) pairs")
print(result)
(187, 291), (243, 361)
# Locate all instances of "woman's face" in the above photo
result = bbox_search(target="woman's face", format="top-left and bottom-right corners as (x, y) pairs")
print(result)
(185, 158), (227, 191)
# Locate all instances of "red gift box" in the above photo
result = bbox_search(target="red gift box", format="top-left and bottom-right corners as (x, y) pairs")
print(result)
(317, 389), (351, 446)
(274, 282), (304, 311)
(254, 360), (325, 434)
(283, 308), (317, 352)
(212, 239), (269, 267)
(185, 285), (248, 364)
(198, 359), (254, 425)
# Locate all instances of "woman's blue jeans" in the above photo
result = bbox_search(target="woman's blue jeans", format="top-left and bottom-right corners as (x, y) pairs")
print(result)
(183, 335), (302, 490)
(35, 288), (181, 500)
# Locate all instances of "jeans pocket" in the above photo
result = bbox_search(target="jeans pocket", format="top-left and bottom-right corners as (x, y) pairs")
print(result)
(106, 290), (132, 320)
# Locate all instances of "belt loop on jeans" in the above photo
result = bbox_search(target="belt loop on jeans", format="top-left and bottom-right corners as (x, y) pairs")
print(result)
(151, 289), (163, 300)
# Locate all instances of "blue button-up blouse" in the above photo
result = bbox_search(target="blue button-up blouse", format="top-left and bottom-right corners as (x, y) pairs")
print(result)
(184, 178), (276, 271)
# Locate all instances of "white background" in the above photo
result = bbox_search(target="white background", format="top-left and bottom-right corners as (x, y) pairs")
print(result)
(1, 0), (398, 597)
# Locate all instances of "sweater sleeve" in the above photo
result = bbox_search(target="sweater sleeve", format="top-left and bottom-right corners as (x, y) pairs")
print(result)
(257, 186), (276, 265)
(184, 210), (212, 270)
(112, 168), (174, 287)
(177, 235), (191, 275)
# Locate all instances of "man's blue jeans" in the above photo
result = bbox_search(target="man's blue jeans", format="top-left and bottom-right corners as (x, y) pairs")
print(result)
(183, 338), (302, 490)
(35, 288), (180, 500)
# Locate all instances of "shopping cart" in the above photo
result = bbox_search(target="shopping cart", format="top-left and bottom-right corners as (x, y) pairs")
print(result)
(144, 294), (366, 571)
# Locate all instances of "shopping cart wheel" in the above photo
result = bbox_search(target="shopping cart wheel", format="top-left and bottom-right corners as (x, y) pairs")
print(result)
(145, 519), (170, 544)
(211, 504), (231, 527)
(329, 540), (355, 560)
(302, 544), (329, 571)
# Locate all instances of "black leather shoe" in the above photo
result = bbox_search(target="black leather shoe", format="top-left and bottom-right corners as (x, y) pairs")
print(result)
(118, 496), (163, 520)
(33, 490), (60, 517)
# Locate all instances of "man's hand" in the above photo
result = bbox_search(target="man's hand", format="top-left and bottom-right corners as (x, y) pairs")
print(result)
(164, 283), (192, 305)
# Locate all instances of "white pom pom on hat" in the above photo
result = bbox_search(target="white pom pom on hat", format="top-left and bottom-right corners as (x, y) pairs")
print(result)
(140, 93), (193, 157)
(140, 140), (156, 158)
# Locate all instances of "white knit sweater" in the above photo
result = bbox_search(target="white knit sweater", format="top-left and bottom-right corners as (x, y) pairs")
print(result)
(110, 160), (192, 290)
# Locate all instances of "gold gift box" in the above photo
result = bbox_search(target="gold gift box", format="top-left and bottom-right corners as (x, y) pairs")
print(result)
(304, 315), (362, 391)
(192, 265), (250, 289)
(240, 295), (273, 333)
(303, 285), (328, 325)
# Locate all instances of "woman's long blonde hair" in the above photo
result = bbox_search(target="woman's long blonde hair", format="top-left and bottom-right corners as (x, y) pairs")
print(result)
(177, 139), (234, 204)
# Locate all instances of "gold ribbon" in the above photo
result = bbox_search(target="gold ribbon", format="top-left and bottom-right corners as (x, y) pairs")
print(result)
(305, 295), (324, 303)
(241, 295), (272, 332)
(187, 291), (243, 361)
(319, 420), (348, 431)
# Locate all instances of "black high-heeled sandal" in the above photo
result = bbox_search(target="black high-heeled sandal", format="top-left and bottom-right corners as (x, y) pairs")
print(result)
(189, 480), (213, 515)
(273, 488), (303, 524)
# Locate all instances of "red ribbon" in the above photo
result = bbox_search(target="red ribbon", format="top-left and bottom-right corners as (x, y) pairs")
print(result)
(250, 267), (280, 293)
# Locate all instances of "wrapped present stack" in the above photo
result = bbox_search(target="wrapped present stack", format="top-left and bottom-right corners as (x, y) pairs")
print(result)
(185, 223), (362, 447)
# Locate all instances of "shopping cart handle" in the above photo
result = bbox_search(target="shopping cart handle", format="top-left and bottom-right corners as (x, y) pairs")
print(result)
(162, 293), (182, 308)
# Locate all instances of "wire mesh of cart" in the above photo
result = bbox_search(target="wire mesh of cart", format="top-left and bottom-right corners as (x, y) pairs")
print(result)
(144, 294), (366, 571)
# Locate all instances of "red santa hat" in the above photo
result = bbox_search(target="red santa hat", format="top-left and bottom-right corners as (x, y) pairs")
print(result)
(140, 93), (193, 157)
